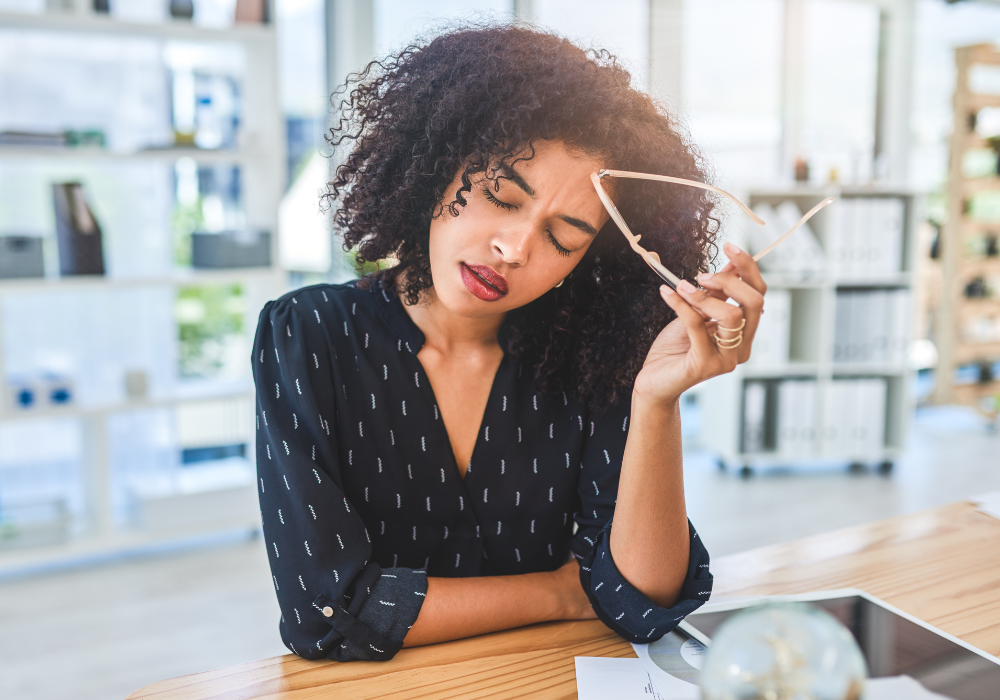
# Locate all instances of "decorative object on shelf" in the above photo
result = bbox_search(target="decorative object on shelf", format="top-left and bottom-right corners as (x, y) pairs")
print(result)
(6, 373), (75, 412)
(45, 0), (76, 12)
(235, 0), (267, 23)
(794, 156), (810, 183)
(124, 369), (149, 401)
(169, 0), (194, 20)
(0, 236), (44, 280)
(192, 230), (271, 269)
(700, 602), (867, 700)
(52, 182), (105, 276)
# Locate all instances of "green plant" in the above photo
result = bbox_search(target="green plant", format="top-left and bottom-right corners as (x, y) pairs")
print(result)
(176, 284), (245, 378)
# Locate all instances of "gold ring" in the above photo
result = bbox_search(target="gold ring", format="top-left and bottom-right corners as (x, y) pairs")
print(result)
(717, 318), (746, 333)
(714, 331), (743, 349)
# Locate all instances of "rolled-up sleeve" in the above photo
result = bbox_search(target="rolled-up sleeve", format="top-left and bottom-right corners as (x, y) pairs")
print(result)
(252, 292), (426, 661)
(571, 397), (713, 643)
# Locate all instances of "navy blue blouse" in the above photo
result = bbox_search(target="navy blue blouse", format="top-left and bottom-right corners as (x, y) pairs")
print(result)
(252, 279), (713, 661)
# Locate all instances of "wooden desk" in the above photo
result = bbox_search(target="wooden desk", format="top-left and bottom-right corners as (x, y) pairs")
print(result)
(127, 501), (1000, 699)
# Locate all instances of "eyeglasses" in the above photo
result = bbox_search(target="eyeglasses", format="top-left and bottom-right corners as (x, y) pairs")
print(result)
(590, 169), (834, 290)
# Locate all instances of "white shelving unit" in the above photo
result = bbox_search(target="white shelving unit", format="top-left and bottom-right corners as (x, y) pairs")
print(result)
(699, 186), (920, 477)
(0, 7), (287, 575)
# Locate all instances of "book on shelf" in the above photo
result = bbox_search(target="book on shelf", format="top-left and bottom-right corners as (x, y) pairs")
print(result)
(52, 182), (105, 276)
(830, 197), (905, 279)
(833, 289), (911, 365)
(746, 289), (791, 368)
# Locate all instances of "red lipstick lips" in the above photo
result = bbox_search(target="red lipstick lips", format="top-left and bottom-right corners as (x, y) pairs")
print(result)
(461, 263), (508, 302)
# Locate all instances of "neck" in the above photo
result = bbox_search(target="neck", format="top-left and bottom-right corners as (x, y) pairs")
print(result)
(402, 284), (505, 355)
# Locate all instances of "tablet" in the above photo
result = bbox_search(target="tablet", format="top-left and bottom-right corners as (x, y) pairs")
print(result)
(677, 589), (1000, 700)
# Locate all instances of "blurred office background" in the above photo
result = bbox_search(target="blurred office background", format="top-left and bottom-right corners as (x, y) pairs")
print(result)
(0, 0), (999, 698)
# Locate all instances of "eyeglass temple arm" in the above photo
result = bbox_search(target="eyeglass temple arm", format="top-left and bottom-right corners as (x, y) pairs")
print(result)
(598, 169), (835, 264)
(600, 169), (765, 225)
(590, 173), (683, 289)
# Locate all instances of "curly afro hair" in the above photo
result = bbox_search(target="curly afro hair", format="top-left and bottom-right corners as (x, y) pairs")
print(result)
(325, 24), (719, 410)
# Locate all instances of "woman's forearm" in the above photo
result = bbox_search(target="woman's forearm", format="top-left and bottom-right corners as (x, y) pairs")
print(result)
(608, 390), (690, 608)
(402, 560), (591, 647)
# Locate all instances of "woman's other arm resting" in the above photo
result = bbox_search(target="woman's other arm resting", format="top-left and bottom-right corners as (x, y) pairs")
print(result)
(403, 559), (595, 647)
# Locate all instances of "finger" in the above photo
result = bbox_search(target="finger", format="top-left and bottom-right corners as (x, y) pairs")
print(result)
(697, 272), (760, 363)
(676, 279), (745, 340)
(660, 285), (714, 358)
(722, 242), (767, 296)
(696, 271), (764, 317)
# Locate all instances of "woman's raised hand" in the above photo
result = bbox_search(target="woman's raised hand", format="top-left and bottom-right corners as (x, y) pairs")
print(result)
(634, 242), (767, 404)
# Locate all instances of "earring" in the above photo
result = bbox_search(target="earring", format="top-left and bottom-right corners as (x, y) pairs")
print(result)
(555, 279), (564, 288)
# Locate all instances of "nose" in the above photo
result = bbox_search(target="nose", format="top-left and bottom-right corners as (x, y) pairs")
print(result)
(492, 224), (533, 268)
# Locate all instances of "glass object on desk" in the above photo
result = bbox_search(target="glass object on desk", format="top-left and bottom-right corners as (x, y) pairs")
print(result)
(700, 602), (867, 700)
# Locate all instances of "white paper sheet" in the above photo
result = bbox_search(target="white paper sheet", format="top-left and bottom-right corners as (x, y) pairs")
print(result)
(866, 676), (956, 699)
(574, 658), (664, 700)
(971, 490), (1000, 521)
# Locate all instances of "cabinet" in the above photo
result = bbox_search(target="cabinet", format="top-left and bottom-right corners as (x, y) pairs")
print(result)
(0, 7), (287, 574)
(933, 44), (1000, 416)
(700, 187), (920, 476)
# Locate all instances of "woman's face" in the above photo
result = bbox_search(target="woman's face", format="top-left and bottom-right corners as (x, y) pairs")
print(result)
(426, 140), (610, 317)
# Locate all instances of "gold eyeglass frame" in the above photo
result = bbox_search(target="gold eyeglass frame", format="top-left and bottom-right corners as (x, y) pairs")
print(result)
(590, 170), (834, 290)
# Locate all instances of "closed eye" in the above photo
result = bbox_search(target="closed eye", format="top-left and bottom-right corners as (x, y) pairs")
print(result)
(547, 231), (573, 257)
(482, 186), (517, 211)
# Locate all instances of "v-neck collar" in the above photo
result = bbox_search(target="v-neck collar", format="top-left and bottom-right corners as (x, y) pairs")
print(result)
(368, 276), (513, 355)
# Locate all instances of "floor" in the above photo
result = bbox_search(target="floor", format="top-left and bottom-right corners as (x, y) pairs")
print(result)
(0, 406), (998, 700)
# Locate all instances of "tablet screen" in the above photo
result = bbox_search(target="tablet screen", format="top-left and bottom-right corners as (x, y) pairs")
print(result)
(684, 595), (1000, 700)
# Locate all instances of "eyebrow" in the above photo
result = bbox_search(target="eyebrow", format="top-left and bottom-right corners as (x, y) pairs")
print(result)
(497, 163), (599, 236)
(558, 215), (599, 236)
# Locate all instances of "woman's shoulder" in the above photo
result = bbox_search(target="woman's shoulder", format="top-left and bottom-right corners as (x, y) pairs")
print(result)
(264, 277), (387, 322)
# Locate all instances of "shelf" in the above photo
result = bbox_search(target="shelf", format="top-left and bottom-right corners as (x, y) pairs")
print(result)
(759, 273), (912, 289)
(0, 381), (254, 422)
(831, 364), (908, 377)
(759, 275), (829, 289)
(0, 10), (274, 44)
(735, 447), (903, 466)
(833, 273), (913, 287)
(959, 258), (1000, 274)
(744, 363), (820, 379)
(0, 268), (283, 295)
(749, 184), (918, 199)
(0, 517), (260, 579)
(0, 145), (276, 163)
(962, 177), (1000, 193)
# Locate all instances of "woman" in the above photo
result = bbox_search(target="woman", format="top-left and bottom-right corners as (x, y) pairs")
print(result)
(252, 25), (765, 662)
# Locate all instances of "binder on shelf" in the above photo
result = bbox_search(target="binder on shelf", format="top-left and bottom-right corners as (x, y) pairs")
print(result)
(742, 380), (776, 454)
(749, 202), (825, 278)
(831, 197), (906, 279)
(52, 182), (105, 276)
(821, 379), (887, 457)
(746, 289), (791, 368)
(777, 379), (817, 457)
(834, 289), (912, 366)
